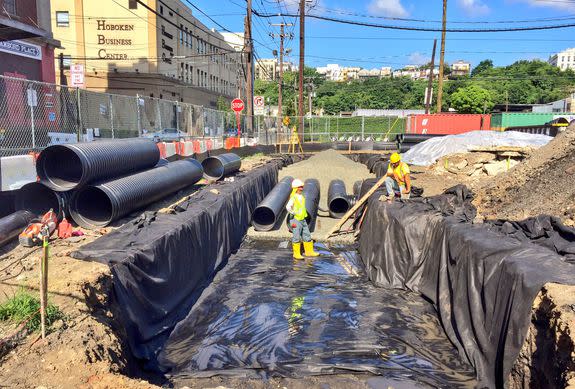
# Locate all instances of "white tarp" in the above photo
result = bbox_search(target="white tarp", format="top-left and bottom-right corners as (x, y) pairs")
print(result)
(402, 130), (553, 166)
(1, 155), (36, 191)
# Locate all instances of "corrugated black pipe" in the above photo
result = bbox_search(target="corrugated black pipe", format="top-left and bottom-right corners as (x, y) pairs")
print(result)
(201, 153), (241, 180)
(353, 180), (363, 197)
(252, 176), (293, 231)
(36, 139), (160, 191)
(15, 182), (70, 220)
(328, 179), (351, 218)
(396, 134), (444, 144)
(0, 211), (35, 248)
(303, 178), (320, 229)
(70, 159), (203, 229)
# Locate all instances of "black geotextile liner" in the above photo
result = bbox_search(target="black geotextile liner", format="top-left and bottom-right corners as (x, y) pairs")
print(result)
(487, 216), (575, 263)
(158, 240), (477, 387)
(358, 186), (575, 388)
(72, 157), (295, 366)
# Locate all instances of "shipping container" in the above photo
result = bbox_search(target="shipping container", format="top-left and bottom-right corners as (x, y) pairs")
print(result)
(407, 114), (491, 135)
(490, 112), (554, 131)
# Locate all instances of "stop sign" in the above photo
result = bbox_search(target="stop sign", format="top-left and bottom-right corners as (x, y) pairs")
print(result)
(231, 98), (244, 113)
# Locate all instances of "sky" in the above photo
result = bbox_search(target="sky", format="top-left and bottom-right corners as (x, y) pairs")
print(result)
(186, 0), (575, 70)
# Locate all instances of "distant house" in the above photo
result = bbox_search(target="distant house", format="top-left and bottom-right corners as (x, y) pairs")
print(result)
(451, 60), (471, 77)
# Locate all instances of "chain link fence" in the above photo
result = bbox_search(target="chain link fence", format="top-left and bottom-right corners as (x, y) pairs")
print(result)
(0, 74), (409, 156)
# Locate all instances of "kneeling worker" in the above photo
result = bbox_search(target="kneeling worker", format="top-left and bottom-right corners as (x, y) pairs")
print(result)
(286, 179), (319, 259)
(383, 152), (411, 202)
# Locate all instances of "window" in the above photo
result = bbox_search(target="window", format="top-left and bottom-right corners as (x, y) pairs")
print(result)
(62, 55), (72, 69)
(56, 11), (69, 27)
(4, 0), (15, 14)
(160, 5), (163, 14)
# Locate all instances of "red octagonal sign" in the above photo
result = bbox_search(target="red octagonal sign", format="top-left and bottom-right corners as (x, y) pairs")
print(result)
(231, 98), (244, 113)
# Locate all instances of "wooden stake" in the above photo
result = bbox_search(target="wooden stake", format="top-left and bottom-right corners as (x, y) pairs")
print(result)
(327, 175), (388, 238)
(40, 232), (49, 339)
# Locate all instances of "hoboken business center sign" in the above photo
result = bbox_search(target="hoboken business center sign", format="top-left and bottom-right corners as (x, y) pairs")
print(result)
(96, 19), (135, 60)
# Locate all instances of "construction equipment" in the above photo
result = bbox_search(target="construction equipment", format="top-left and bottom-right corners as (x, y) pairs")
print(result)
(18, 210), (57, 247)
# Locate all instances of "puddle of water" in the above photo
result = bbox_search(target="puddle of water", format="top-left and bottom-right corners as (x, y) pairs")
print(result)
(158, 241), (476, 388)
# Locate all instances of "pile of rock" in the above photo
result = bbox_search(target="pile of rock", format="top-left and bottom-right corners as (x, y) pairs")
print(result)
(433, 147), (531, 178)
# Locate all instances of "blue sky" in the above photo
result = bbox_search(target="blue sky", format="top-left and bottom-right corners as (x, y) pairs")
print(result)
(188, 0), (575, 70)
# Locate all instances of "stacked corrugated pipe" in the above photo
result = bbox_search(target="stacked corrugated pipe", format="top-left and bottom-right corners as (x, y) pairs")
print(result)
(9, 139), (241, 232)
(395, 134), (445, 152)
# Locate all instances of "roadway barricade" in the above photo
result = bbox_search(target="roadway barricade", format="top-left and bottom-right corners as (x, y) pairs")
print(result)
(157, 142), (166, 158)
(178, 141), (195, 156)
(164, 142), (177, 158)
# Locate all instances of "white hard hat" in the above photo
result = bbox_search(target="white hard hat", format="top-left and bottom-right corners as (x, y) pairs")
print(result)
(291, 179), (304, 188)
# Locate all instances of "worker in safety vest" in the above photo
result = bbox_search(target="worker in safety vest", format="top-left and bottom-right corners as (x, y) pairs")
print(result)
(382, 152), (411, 203)
(286, 179), (319, 259)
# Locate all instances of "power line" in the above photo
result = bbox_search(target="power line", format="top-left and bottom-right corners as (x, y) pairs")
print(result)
(251, 9), (575, 32)
(313, 4), (575, 25)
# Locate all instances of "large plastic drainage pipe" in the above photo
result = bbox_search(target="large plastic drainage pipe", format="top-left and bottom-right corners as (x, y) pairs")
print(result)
(303, 178), (320, 228)
(396, 134), (444, 144)
(36, 139), (160, 191)
(70, 159), (203, 229)
(328, 179), (351, 218)
(15, 182), (70, 220)
(0, 211), (35, 248)
(252, 176), (293, 231)
(201, 153), (241, 180)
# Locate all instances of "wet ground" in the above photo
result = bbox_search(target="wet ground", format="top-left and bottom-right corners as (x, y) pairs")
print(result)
(158, 240), (477, 388)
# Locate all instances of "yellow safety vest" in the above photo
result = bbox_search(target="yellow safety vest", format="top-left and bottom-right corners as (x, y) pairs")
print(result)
(291, 192), (308, 221)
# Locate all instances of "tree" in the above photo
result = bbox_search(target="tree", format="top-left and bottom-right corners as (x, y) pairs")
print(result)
(471, 59), (494, 77)
(450, 85), (495, 113)
(216, 96), (229, 112)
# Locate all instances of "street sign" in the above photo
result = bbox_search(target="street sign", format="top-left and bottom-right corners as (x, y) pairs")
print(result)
(70, 64), (85, 88)
(231, 98), (244, 113)
(254, 95), (265, 115)
(231, 98), (244, 140)
(26, 88), (38, 107)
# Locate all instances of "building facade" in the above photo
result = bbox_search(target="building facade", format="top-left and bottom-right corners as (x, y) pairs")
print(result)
(255, 58), (294, 81)
(50, 0), (241, 107)
(451, 60), (471, 77)
(549, 48), (575, 71)
(0, 0), (59, 82)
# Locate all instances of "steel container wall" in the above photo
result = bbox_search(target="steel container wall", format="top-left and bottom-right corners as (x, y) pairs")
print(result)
(407, 114), (491, 135)
(491, 113), (555, 131)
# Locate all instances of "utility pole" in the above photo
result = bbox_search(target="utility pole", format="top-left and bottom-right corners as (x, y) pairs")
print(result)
(245, 0), (254, 134)
(271, 23), (293, 132)
(298, 0), (305, 138)
(425, 39), (437, 114)
(436, 0), (447, 113)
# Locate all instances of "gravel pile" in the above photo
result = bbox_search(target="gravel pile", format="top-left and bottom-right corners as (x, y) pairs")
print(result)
(279, 149), (374, 209)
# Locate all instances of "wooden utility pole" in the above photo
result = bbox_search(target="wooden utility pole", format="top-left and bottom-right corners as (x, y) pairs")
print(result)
(425, 39), (437, 114)
(436, 0), (447, 113)
(298, 0), (305, 138)
(245, 0), (254, 134)
(271, 23), (293, 132)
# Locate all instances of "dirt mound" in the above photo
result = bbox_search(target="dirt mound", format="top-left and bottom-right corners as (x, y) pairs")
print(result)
(279, 149), (374, 209)
(475, 125), (575, 225)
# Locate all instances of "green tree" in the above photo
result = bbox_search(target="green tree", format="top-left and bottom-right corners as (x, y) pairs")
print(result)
(471, 59), (494, 77)
(450, 84), (495, 113)
(216, 96), (229, 112)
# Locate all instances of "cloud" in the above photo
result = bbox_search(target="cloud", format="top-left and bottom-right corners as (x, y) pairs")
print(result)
(512, 0), (575, 10)
(367, 0), (409, 18)
(457, 0), (490, 15)
(408, 52), (431, 66)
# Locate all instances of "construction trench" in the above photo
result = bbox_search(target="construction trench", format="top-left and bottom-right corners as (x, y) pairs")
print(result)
(1, 140), (575, 388)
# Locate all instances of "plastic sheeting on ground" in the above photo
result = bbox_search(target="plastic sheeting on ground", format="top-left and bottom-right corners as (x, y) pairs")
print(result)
(487, 216), (575, 263)
(402, 130), (552, 166)
(358, 186), (575, 388)
(158, 240), (477, 387)
(72, 158), (293, 366)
